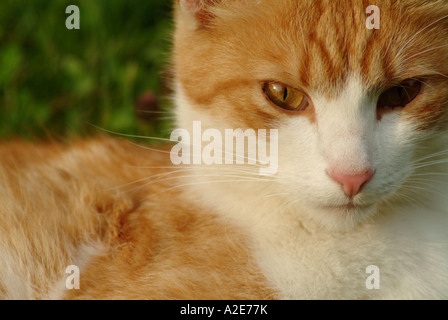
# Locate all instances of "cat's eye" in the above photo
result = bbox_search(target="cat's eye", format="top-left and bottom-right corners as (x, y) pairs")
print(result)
(377, 79), (421, 110)
(263, 82), (309, 112)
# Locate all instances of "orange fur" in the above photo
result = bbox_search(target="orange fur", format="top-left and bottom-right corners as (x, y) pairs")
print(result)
(174, 0), (448, 130)
(2, 0), (448, 300)
(0, 137), (273, 299)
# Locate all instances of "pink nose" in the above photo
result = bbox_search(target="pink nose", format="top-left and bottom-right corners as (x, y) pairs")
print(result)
(328, 169), (374, 197)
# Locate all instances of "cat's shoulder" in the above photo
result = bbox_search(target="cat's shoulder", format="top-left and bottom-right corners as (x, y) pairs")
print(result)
(0, 136), (170, 195)
(0, 137), (273, 299)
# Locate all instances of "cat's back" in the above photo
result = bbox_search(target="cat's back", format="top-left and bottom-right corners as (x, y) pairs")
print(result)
(0, 138), (272, 299)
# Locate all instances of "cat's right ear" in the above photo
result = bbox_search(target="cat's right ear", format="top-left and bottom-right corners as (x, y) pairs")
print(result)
(177, 0), (224, 28)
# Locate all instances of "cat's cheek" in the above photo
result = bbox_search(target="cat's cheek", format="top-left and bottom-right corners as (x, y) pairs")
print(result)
(274, 119), (343, 203)
(365, 115), (420, 201)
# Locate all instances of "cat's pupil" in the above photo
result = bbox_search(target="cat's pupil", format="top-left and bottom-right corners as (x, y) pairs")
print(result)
(283, 88), (288, 101)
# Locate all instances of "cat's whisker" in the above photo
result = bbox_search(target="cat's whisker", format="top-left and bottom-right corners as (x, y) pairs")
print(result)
(411, 77), (433, 89)
(125, 141), (173, 154)
(295, 1), (308, 55)
(390, 13), (448, 66)
(395, 43), (448, 69)
(88, 123), (175, 144)
(411, 172), (448, 177)
(129, 170), (274, 194)
(143, 177), (274, 201)
(384, 185), (413, 203)
(123, 164), (262, 172)
(120, 135), (280, 168)
(407, 177), (448, 184)
(123, 165), (193, 170)
(412, 162), (448, 170)
(422, 69), (448, 80)
(390, 191), (421, 207)
(128, 164), (262, 179)
(416, 153), (448, 163)
(113, 165), (267, 192)
(384, 183), (427, 208)
(383, 5), (402, 59)
(132, 139), (274, 167)
(412, 159), (448, 169)
(399, 180), (448, 199)
(413, 152), (448, 164)
(414, 148), (448, 163)
(245, 192), (292, 205)
(90, 122), (278, 166)
(107, 168), (192, 191)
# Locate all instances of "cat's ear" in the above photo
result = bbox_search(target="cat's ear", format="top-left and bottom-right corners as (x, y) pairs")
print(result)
(178, 0), (224, 27)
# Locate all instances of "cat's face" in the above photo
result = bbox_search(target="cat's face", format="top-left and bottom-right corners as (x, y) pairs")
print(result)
(173, 0), (448, 230)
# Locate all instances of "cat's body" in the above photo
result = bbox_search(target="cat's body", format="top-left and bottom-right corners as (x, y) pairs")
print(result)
(0, 138), (273, 299)
(1, 0), (448, 299)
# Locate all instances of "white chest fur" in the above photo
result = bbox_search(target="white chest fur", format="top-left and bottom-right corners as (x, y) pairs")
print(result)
(248, 201), (448, 299)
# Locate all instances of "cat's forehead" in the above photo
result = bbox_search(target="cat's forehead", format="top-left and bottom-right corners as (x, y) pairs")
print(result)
(211, 0), (448, 96)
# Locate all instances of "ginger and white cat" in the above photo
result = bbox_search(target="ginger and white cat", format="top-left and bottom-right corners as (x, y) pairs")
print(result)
(1, 0), (448, 299)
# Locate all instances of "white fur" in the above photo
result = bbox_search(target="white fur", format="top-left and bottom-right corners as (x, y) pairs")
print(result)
(174, 76), (448, 299)
(47, 241), (105, 300)
(0, 240), (104, 300)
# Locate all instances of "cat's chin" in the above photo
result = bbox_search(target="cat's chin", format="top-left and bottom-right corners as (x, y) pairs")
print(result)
(305, 202), (378, 232)
(322, 203), (373, 212)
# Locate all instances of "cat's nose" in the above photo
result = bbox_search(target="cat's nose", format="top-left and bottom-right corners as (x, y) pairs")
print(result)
(328, 169), (374, 197)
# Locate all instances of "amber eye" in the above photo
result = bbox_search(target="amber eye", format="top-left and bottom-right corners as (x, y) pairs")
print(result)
(377, 79), (421, 110)
(263, 82), (309, 111)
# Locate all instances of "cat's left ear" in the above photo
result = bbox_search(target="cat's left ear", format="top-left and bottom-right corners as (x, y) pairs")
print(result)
(178, 0), (224, 27)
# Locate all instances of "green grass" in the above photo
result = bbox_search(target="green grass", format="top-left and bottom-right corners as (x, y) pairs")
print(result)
(0, 0), (173, 141)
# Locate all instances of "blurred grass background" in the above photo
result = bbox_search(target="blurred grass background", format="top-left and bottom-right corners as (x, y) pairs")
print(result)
(0, 0), (173, 141)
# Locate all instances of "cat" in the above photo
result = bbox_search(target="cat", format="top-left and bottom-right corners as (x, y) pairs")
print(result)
(1, 0), (448, 300)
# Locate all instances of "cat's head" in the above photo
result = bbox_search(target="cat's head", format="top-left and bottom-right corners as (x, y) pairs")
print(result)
(172, 0), (448, 231)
